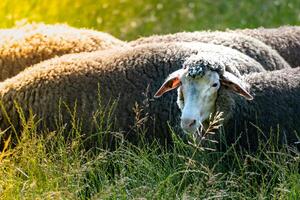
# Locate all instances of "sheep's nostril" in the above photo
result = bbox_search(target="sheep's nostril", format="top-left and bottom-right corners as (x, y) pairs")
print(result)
(181, 118), (197, 130)
(188, 119), (196, 127)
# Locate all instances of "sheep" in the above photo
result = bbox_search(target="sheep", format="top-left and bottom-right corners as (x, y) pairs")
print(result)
(0, 23), (126, 81)
(232, 26), (300, 68)
(155, 55), (300, 150)
(0, 42), (265, 146)
(219, 67), (300, 149)
(129, 31), (291, 71)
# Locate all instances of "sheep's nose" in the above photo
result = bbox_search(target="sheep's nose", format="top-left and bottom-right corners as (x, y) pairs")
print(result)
(181, 118), (198, 133)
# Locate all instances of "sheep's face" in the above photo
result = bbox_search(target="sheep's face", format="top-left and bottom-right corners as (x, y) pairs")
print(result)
(154, 68), (253, 135)
(178, 70), (220, 133)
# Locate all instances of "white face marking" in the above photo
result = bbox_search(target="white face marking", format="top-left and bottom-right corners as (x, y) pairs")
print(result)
(177, 70), (220, 134)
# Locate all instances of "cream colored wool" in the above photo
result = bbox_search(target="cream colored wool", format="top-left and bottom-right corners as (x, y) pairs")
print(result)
(0, 23), (125, 81)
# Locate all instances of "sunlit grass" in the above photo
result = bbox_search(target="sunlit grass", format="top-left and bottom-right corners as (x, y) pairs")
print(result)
(0, 99), (299, 199)
(0, 0), (300, 40)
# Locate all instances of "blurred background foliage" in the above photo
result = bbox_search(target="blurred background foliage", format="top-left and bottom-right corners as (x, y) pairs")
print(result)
(0, 0), (300, 40)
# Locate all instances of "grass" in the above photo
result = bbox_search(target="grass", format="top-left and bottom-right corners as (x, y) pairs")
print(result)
(0, 101), (299, 199)
(0, 0), (300, 40)
(0, 0), (300, 199)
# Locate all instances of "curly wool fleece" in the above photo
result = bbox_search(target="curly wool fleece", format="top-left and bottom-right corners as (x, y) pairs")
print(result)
(0, 42), (264, 145)
(0, 23), (125, 81)
(183, 53), (239, 78)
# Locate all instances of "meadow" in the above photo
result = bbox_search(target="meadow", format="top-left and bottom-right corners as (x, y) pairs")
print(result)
(0, 0), (300, 199)
(1, 0), (300, 40)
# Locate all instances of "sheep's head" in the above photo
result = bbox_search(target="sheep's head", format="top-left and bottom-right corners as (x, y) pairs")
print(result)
(154, 54), (253, 134)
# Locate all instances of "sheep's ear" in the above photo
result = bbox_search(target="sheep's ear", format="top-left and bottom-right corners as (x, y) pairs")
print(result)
(154, 69), (184, 98)
(220, 71), (253, 100)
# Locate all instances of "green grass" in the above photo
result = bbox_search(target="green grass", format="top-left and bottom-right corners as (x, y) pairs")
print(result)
(0, 0), (300, 40)
(0, 0), (300, 199)
(0, 102), (299, 199)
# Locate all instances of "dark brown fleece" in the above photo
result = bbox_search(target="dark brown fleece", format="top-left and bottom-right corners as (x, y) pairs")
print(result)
(130, 31), (290, 71)
(234, 26), (300, 68)
(0, 43), (193, 143)
(0, 23), (125, 81)
(0, 42), (266, 144)
(217, 67), (300, 150)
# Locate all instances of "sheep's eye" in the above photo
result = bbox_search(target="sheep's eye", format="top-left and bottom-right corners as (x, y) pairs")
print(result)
(212, 83), (218, 87)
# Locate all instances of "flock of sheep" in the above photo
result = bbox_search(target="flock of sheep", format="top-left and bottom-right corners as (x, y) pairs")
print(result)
(0, 23), (299, 150)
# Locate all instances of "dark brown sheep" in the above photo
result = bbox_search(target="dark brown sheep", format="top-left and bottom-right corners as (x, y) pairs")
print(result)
(129, 31), (291, 71)
(155, 61), (300, 150)
(218, 67), (300, 150)
(0, 42), (264, 145)
(233, 26), (300, 68)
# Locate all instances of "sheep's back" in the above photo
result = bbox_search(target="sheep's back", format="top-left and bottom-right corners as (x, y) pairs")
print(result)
(0, 23), (126, 81)
(233, 26), (300, 68)
(130, 31), (290, 71)
(0, 43), (196, 144)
